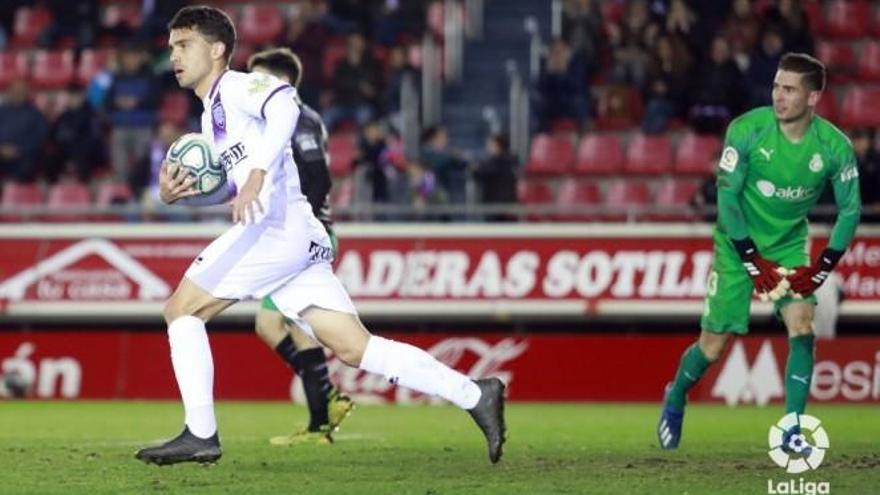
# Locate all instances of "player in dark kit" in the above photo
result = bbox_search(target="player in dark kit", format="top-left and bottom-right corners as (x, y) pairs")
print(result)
(248, 47), (353, 445)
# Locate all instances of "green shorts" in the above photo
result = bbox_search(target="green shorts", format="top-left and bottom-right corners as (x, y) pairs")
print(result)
(700, 235), (815, 335)
(261, 226), (338, 313)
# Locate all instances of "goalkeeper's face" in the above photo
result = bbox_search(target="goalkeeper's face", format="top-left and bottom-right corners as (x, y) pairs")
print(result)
(771, 70), (817, 124)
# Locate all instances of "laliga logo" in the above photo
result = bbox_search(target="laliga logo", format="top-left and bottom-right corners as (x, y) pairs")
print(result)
(768, 413), (829, 474)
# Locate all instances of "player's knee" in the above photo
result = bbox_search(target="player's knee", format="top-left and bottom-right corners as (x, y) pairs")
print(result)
(698, 334), (729, 362)
(163, 297), (188, 325)
(333, 343), (365, 367)
(788, 321), (814, 336)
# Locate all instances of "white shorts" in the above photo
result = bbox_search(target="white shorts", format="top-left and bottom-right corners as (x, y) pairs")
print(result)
(185, 206), (332, 300)
(268, 262), (357, 333)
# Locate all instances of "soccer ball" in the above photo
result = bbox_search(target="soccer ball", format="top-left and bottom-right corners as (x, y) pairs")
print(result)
(165, 133), (227, 196)
(2, 369), (32, 398)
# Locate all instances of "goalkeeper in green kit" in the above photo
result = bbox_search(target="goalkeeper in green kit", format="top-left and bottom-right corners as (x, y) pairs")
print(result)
(657, 53), (861, 450)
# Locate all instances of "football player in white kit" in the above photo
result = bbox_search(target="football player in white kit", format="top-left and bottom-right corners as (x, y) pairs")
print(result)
(135, 6), (506, 466)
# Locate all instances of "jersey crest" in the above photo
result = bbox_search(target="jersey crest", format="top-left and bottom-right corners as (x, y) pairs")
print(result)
(809, 153), (823, 173)
(720, 147), (738, 172)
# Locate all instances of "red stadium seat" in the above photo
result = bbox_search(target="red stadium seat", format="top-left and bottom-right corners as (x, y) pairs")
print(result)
(839, 86), (880, 128)
(31, 50), (75, 90)
(77, 49), (114, 86)
(814, 92), (838, 122)
(858, 42), (880, 82)
(238, 5), (285, 46)
(574, 134), (624, 175)
(604, 179), (652, 221)
(328, 132), (357, 177)
(518, 179), (554, 204)
(1, 182), (43, 207)
(526, 134), (574, 176)
(653, 178), (700, 221)
(0, 52), (29, 90)
(625, 134), (673, 175)
(824, 0), (870, 39)
(815, 41), (855, 82)
(46, 182), (91, 221)
(674, 133), (721, 176)
(556, 179), (602, 221)
(801, 0), (824, 34)
(102, 4), (142, 29)
(11, 6), (52, 48)
(96, 181), (133, 206)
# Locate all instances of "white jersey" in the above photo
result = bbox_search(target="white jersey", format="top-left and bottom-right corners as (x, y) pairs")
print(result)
(184, 69), (348, 305)
(200, 70), (310, 225)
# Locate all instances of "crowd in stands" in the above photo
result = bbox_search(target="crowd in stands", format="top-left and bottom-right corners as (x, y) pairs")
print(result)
(0, 0), (878, 222)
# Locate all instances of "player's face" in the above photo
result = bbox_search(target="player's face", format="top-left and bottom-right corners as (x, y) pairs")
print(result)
(169, 28), (215, 91)
(771, 70), (817, 123)
(251, 65), (292, 85)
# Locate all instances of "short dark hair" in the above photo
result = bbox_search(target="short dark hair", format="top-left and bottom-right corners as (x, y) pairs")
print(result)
(168, 6), (236, 64)
(247, 48), (303, 87)
(778, 52), (826, 92)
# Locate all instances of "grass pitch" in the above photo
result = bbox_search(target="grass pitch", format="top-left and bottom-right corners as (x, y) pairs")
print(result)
(0, 401), (876, 494)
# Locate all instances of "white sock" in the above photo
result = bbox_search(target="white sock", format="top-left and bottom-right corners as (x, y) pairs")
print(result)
(359, 336), (481, 409)
(168, 315), (217, 438)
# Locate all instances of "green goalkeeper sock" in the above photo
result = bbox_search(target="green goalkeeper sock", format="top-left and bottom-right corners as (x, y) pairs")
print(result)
(785, 334), (815, 414)
(667, 343), (712, 411)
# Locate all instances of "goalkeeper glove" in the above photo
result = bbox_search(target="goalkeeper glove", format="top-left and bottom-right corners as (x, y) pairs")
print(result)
(732, 237), (790, 301)
(788, 248), (844, 298)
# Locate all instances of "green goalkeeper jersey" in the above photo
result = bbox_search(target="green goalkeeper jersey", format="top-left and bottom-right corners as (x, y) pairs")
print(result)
(715, 106), (861, 264)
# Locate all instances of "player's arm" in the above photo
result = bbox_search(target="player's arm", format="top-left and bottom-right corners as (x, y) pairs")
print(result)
(789, 148), (861, 297)
(232, 79), (299, 224)
(717, 124), (787, 300)
(294, 121), (331, 213)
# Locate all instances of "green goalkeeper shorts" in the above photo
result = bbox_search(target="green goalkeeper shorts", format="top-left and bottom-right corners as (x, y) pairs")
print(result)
(261, 227), (338, 313)
(700, 236), (816, 335)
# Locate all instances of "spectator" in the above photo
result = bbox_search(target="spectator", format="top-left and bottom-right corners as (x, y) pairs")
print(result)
(420, 126), (468, 219)
(472, 134), (518, 222)
(0, 80), (48, 183)
(665, 0), (697, 47)
(562, 0), (604, 79)
(382, 44), (419, 118)
(745, 29), (785, 108)
(322, 32), (380, 131)
(722, 0), (761, 68)
(641, 34), (692, 133)
(688, 36), (745, 134)
(763, 0), (814, 55)
(355, 119), (390, 203)
(287, 1), (330, 109)
(45, 85), (105, 183)
(39, 0), (99, 50)
(534, 38), (589, 131)
(105, 40), (160, 185)
(607, 0), (658, 87)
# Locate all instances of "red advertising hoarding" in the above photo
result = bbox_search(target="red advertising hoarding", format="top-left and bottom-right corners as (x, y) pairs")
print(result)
(2, 331), (877, 404)
(1, 224), (878, 320)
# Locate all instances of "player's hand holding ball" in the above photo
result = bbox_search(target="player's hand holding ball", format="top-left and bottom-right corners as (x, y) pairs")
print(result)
(159, 161), (200, 204)
(732, 238), (791, 302)
(786, 248), (844, 299)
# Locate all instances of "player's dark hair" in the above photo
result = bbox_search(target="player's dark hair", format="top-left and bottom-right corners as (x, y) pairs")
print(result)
(778, 53), (826, 92)
(168, 6), (236, 64)
(247, 48), (303, 87)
